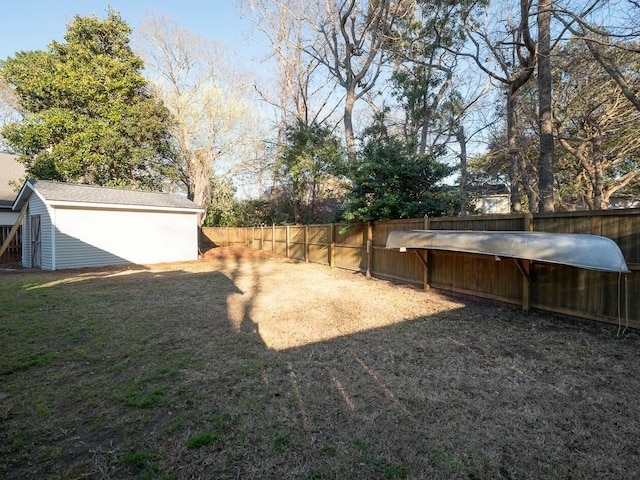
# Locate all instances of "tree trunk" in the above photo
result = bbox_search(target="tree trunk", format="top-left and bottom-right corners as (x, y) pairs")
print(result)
(310, 181), (317, 223)
(519, 146), (538, 212)
(344, 87), (357, 164)
(419, 87), (430, 155)
(293, 199), (302, 224)
(507, 92), (523, 213)
(593, 155), (604, 210)
(419, 112), (428, 155)
(515, 103), (538, 212)
(584, 179), (595, 210)
(456, 126), (468, 216)
(537, 0), (555, 212)
(189, 151), (211, 227)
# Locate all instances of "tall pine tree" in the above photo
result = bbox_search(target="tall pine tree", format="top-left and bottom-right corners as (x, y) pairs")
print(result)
(1, 9), (171, 188)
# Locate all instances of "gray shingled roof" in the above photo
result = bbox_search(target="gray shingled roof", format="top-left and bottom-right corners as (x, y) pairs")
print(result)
(30, 180), (202, 210)
(0, 152), (26, 207)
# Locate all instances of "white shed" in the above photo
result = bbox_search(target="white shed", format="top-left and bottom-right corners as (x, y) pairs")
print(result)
(12, 180), (204, 270)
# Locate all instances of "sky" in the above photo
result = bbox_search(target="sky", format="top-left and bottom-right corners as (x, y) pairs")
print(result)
(0, 0), (261, 63)
(0, 1), (275, 197)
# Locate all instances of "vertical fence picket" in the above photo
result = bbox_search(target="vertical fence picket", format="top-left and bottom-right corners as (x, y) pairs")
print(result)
(305, 226), (309, 262)
(329, 224), (335, 268)
(366, 222), (372, 278)
(286, 225), (290, 259)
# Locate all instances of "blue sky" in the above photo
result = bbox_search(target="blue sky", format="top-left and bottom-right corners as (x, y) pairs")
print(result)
(0, 1), (259, 62)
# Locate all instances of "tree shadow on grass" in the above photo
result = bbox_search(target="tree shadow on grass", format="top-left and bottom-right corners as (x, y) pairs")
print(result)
(1, 259), (640, 479)
(0, 263), (264, 478)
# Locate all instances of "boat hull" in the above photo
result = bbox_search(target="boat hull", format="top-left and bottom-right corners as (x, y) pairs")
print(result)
(386, 230), (630, 273)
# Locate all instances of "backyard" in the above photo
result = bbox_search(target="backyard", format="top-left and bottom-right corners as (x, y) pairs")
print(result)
(1, 247), (639, 479)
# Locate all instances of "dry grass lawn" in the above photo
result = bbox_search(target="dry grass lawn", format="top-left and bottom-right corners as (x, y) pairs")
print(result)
(1, 247), (639, 479)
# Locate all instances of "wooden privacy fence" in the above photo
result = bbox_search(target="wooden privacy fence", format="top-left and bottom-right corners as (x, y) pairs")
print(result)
(0, 225), (21, 263)
(201, 209), (640, 329)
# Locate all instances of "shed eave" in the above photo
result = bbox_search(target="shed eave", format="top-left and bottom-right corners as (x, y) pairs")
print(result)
(46, 200), (204, 214)
(11, 180), (36, 211)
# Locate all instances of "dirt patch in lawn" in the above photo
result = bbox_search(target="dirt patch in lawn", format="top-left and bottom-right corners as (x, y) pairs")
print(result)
(1, 246), (639, 479)
(201, 245), (275, 260)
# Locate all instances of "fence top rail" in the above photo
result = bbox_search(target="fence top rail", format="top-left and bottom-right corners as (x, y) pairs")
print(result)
(371, 218), (427, 226)
(532, 208), (640, 219)
(427, 214), (527, 223)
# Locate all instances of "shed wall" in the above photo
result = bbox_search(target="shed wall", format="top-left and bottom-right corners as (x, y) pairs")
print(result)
(22, 195), (54, 269)
(0, 211), (19, 226)
(53, 207), (198, 269)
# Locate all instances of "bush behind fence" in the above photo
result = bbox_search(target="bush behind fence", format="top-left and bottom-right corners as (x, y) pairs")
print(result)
(202, 210), (640, 329)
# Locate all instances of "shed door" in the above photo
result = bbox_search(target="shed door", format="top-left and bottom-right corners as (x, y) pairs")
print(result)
(30, 214), (41, 269)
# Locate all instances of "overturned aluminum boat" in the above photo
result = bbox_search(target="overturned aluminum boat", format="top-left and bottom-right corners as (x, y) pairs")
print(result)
(386, 230), (630, 273)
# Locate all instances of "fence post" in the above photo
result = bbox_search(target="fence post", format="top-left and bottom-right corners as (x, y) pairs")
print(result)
(366, 221), (373, 278)
(260, 225), (264, 251)
(272, 224), (275, 253)
(524, 212), (534, 232)
(304, 225), (309, 262)
(329, 224), (335, 268)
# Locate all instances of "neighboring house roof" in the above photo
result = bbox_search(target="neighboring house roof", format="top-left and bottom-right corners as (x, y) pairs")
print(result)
(13, 179), (204, 213)
(0, 152), (26, 208)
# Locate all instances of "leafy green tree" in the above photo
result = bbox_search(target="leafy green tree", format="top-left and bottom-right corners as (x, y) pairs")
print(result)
(553, 38), (640, 210)
(234, 199), (278, 226)
(342, 113), (456, 222)
(204, 175), (238, 227)
(275, 120), (346, 224)
(204, 175), (280, 227)
(476, 35), (640, 212)
(387, 0), (478, 155)
(0, 9), (171, 188)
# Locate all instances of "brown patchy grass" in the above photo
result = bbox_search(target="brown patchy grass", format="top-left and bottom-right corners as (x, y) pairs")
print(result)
(1, 246), (639, 479)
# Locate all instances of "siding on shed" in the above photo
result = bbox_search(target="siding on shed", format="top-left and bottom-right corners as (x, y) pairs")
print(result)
(22, 194), (54, 270)
(53, 207), (198, 269)
(0, 211), (20, 226)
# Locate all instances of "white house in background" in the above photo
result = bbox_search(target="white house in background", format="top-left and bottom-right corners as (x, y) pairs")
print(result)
(12, 179), (204, 270)
(474, 193), (511, 214)
(470, 184), (511, 214)
(0, 152), (26, 226)
(608, 195), (640, 209)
